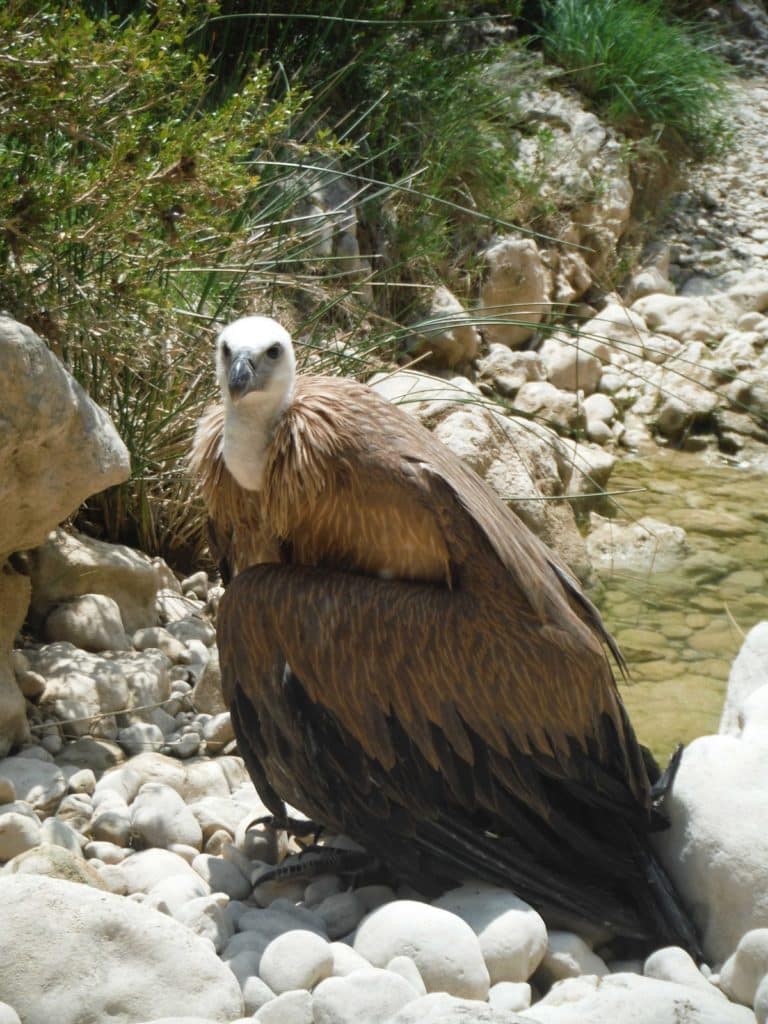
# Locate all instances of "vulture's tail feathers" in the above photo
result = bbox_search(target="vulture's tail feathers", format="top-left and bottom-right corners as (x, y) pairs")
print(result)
(638, 842), (703, 961)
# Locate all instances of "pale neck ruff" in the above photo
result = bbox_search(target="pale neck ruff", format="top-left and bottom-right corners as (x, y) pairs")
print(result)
(222, 389), (292, 491)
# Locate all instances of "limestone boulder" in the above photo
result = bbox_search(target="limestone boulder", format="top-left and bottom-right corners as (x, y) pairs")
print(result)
(0, 316), (129, 562)
(720, 622), (768, 737)
(476, 345), (545, 397)
(654, 717), (768, 963)
(0, 875), (243, 1023)
(26, 529), (162, 634)
(408, 286), (481, 368)
(479, 237), (552, 348)
(0, 565), (31, 756)
(520, 973), (754, 1023)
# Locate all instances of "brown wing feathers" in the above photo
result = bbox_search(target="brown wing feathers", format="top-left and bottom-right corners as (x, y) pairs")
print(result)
(198, 371), (700, 953)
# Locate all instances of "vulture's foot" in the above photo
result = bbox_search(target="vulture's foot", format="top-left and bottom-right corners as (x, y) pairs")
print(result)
(252, 845), (378, 887)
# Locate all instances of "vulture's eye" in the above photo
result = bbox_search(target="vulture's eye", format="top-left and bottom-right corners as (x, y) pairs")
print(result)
(266, 344), (281, 360)
(221, 341), (231, 360)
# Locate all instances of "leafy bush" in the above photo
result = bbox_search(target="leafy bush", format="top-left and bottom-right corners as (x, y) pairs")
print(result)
(538, 0), (731, 154)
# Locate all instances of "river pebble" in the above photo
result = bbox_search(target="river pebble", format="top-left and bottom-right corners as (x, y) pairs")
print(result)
(258, 929), (334, 994)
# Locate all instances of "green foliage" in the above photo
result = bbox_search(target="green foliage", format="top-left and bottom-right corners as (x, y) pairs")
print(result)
(538, 0), (731, 154)
(0, 1), (333, 561)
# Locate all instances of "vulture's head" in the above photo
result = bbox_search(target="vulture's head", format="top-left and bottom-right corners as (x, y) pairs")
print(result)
(216, 316), (296, 491)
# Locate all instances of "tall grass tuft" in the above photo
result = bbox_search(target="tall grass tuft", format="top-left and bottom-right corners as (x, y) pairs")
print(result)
(538, 0), (731, 155)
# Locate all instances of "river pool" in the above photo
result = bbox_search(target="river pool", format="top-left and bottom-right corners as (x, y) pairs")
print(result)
(590, 449), (768, 762)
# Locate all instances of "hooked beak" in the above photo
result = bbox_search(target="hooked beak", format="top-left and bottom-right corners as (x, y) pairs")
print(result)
(228, 354), (266, 401)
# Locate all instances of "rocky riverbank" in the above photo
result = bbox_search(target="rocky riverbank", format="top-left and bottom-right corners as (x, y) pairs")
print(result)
(1, 523), (767, 1023)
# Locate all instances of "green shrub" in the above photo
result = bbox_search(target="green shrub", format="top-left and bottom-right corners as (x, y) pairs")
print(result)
(538, 0), (731, 154)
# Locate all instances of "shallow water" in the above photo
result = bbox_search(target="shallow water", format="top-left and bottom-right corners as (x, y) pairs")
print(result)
(590, 449), (768, 762)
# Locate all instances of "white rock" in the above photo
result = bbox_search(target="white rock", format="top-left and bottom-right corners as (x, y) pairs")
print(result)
(202, 711), (234, 753)
(254, 989), (314, 1024)
(720, 929), (768, 1006)
(44, 593), (130, 652)
(39, 816), (83, 856)
(536, 931), (609, 985)
(539, 334), (602, 395)
(0, 875), (243, 1022)
(224, 906), (327, 963)
(655, 732), (768, 962)
(519, 972), (755, 1023)
(192, 853), (251, 900)
(131, 782), (203, 850)
(489, 981), (532, 1012)
(112, 847), (204, 895)
(755, 974), (768, 1024)
(0, 778), (15, 804)
(644, 946), (723, 997)
(720, 623), (768, 737)
(388, 992), (522, 1023)
(433, 883), (548, 984)
(90, 802), (132, 846)
(409, 286), (481, 368)
(259, 929), (333, 994)
(174, 894), (234, 953)
(83, 841), (131, 864)
(480, 237), (552, 348)
(66, 768), (96, 795)
(0, 317), (129, 561)
(0, 1004), (21, 1024)
(354, 899), (490, 999)
(514, 381), (584, 434)
(476, 345), (545, 396)
(143, 872), (211, 916)
(118, 723), (166, 756)
(27, 529), (160, 634)
(313, 967), (418, 1024)
(329, 941), (372, 976)
(166, 616), (216, 647)
(315, 890), (367, 939)
(132, 626), (190, 662)
(0, 757), (65, 815)
(587, 514), (688, 574)
(188, 795), (256, 842)
(181, 571), (209, 600)
(0, 812), (41, 861)
(386, 956), (427, 996)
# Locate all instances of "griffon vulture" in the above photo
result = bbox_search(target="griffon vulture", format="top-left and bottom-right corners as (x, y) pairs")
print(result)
(191, 315), (699, 954)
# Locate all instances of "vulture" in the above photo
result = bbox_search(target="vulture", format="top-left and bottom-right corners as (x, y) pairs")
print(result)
(191, 315), (700, 955)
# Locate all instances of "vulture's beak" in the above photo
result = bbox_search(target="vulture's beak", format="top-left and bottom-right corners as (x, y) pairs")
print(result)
(228, 353), (267, 400)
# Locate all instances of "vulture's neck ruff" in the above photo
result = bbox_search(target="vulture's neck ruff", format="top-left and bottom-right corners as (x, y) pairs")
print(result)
(216, 316), (296, 491)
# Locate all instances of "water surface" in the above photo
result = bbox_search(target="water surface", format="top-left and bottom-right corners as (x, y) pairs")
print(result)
(590, 449), (768, 761)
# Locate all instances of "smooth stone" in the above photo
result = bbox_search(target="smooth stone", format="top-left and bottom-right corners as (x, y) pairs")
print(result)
(329, 941), (372, 976)
(39, 816), (83, 856)
(66, 768), (96, 795)
(201, 712), (234, 754)
(83, 841), (132, 864)
(90, 803), (132, 847)
(305, 875), (343, 907)
(389, 992), (527, 1023)
(111, 848), (204, 895)
(720, 623), (768, 737)
(536, 931), (609, 986)
(0, 1004), (21, 1024)
(166, 617), (216, 647)
(258, 929), (333, 994)
(433, 883), (547, 983)
(0, 813), (42, 861)
(644, 946), (724, 997)
(489, 981), (532, 1012)
(1, 844), (106, 889)
(314, 890), (367, 940)
(143, 872), (211, 916)
(0, 757), (66, 814)
(117, 723), (165, 756)
(254, 990), (314, 1024)
(188, 795), (257, 841)
(132, 627), (190, 662)
(224, 907), (327, 963)
(131, 782), (203, 850)
(174, 894), (234, 954)
(191, 853), (251, 900)
(0, 875), (243, 1023)
(720, 929), (768, 1005)
(386, 956), (428, 996)
(0, 778), (15, 804)
(518, 972), (755, 1023)
(313, 967), (418, 1024)
(354, 899), (490, 999)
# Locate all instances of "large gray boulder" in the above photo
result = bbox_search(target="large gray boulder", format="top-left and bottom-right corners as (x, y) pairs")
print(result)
(0, 316), (129, 562)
